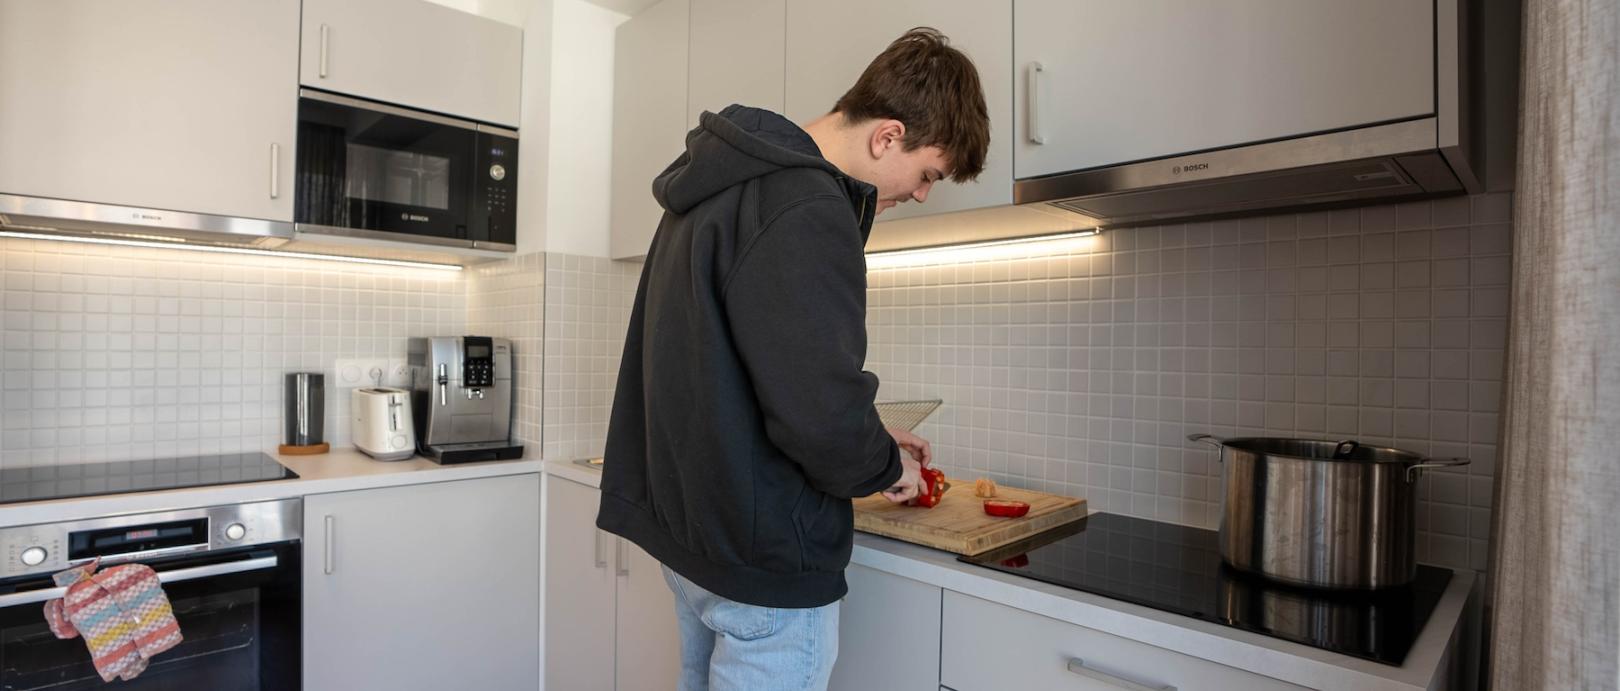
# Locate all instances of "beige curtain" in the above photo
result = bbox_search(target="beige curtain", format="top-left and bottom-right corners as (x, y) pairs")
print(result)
(1486, 0), (1620, 688)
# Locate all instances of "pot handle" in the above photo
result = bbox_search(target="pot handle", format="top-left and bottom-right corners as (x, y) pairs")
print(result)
(1187, 433), (1225, 448)
(1406, 457), (1471, 482)
(1331, 440), (1360, 460)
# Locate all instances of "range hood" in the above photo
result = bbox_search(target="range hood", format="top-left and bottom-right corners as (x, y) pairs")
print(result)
(1014, 116), (1478, 228)
(1011, 0), (1487, 229)
(0, 194), (294, 249)
(0, 194), (508, 268)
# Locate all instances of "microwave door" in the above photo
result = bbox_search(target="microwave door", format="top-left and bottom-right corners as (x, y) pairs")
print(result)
(296, 94), (474, 241)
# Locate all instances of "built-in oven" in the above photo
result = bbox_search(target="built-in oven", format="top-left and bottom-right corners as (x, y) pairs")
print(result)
(0, 499), (301, 690)
(295, 89), (518, 250)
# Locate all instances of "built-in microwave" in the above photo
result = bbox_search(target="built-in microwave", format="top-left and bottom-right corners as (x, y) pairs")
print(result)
(294, 89), (518, 250)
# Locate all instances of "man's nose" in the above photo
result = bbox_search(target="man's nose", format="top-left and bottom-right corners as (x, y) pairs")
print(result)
(912, 181), (933, 203)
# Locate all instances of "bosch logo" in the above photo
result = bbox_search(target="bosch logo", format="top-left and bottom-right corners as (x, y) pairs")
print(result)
(1174, 163), (1209, 175)
(401, 213), (430, 222)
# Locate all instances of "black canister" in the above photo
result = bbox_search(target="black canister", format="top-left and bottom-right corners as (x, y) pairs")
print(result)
(284, 372), (325, 447)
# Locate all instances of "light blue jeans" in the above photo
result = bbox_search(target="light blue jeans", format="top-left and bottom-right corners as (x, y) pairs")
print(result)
(662, 565), (840, 691)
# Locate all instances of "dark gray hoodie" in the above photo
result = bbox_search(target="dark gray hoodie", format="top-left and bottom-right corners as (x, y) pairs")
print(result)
(596, 105), (902, 608)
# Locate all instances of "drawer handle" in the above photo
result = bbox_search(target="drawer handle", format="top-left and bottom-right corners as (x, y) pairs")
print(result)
(1066, 658), (1175, 691)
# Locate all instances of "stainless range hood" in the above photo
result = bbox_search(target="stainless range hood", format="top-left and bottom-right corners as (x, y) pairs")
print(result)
(1014, 116), (1478, 227)
(0, 194), (505, 268)
(0, 194), (294, 249)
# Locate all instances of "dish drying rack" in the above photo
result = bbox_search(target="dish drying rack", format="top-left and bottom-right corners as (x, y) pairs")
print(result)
(874, 399), (943, 432)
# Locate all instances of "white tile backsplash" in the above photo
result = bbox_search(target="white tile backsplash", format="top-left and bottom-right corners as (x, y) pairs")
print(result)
(540, 253), (638, 461)
(0, 237), (466, 464)
(866, 194), (1513, 573)
(467, 252), (546, 453)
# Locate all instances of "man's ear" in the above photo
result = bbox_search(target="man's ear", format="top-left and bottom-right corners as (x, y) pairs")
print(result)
(868, 119), (906, 160)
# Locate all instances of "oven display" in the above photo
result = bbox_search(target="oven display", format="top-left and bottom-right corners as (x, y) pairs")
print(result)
(70, 518), (209, 560)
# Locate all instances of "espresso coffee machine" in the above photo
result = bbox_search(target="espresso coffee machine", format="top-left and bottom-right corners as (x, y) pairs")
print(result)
(408, 336), (524, 464)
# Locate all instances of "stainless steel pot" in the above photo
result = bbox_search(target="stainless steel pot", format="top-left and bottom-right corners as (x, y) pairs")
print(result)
(1188, 434), (1469, 589)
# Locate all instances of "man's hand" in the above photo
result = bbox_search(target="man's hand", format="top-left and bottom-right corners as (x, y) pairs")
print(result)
(887, 427), (932, 468)
(880, 428), (934, 504)
(881, 454), (925, 504)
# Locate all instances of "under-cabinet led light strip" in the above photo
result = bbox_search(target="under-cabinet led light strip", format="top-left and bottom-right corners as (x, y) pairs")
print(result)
(865, 228), (1102, 269)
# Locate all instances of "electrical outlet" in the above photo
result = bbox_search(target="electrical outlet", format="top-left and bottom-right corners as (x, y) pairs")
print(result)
(333, 358), (390, 389)
(386, 359), (411, 388)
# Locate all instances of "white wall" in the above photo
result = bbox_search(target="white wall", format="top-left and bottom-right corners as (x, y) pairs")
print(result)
(543, 0), (629, 257)
(515, 0), (556, 255)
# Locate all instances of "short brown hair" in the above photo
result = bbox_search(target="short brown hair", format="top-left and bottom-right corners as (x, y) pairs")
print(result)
(832, 27), (989, 183)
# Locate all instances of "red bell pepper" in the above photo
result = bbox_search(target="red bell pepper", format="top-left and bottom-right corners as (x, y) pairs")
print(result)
(907, 467), (949, 508)
(982, 499), (1031, 518)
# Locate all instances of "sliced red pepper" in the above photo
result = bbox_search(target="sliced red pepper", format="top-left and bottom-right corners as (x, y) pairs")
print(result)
(907, 467), (949, 508)
(982, 499), (1030, 518)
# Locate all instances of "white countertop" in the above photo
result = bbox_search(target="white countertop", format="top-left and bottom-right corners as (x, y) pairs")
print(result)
(544, 458), (1475, 691)
(0, 448), (544, 528)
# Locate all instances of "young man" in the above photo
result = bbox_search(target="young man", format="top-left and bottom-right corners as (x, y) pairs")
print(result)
(597, 27), (990, 691)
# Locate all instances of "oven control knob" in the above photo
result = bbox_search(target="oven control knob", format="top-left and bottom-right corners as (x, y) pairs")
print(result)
(20, 546), (47, 567)
(224, 523), (247, 541)
(489, 164), (506, 181)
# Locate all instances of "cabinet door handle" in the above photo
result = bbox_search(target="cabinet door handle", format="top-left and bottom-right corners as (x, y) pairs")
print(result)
(269, 143), (280, 199)
(1027, 61), (1046, 145)
(319, 24), (330, 78)
(615, 538), (629, 577)
(1066, 658), (1174, 691)
(323, 515), (336, 575)
(594, 530), (608, 569)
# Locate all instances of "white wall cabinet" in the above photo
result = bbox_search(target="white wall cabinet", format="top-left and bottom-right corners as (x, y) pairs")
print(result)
(300, 0), (523, 127)
(303, 474), (541, 691)
(545, 474), (680, 690)
(940, 590), (1308, 691)
(609, 0), (689, 260)
(687, 0), (786, 126)
(1012, 0), (1433, 178)
(0, 0), (298, 223)
(829, 564), (942, 691)
(783, 0), (1013, 222)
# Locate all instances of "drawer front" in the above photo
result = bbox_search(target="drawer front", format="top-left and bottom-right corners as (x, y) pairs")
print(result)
(941, 591), (1308, 691)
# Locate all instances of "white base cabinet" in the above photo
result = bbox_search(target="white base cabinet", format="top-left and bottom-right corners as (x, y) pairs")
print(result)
(829, 564), (942, 691)
(545, 474), (680, 690)
(941, 590), (1308, 691)
(303, 474), (540, 691)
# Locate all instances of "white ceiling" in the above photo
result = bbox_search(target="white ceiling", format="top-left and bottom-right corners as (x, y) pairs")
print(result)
(580, 0), (661, 16)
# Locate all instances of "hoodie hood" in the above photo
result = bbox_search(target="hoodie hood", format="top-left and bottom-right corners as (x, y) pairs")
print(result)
(652, 105), (877, 234)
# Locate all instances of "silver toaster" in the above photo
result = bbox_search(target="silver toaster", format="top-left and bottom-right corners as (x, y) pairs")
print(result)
(407, 336), (524, 464)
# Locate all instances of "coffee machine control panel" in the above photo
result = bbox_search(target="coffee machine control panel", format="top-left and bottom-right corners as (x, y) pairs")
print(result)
(462, 336), (495, 388)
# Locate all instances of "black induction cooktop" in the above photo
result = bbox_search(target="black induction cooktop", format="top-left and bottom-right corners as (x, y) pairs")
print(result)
(0, 452), (298, 505)
(958, 512), (1451, 666)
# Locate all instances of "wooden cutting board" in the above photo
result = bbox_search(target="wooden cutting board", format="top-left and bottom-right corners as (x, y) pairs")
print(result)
(853, 477), (1086, 556)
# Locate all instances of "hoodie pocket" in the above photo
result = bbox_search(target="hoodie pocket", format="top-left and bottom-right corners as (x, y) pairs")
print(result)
(791, 488), (854, 573)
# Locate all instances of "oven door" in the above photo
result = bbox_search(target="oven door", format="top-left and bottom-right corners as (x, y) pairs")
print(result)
(295, 90), (475, 244)
(0, 542), (300, 691)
